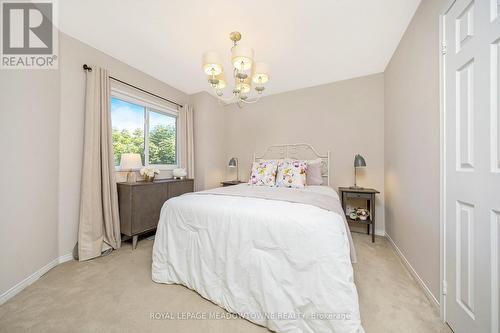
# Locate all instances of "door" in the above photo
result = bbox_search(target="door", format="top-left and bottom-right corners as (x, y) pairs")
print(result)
(444, 0), (500, 332)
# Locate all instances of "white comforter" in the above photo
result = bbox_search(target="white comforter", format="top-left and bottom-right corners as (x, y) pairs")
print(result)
(152, 185), (364, 333)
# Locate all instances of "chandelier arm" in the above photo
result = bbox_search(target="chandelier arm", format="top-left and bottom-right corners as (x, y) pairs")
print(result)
(239, 94), (262, 104)
(212, 88), (239, 103)
(214, 94), (238, 103)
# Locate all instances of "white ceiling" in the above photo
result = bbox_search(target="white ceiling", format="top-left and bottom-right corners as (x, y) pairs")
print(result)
(59, 0), (420, 97)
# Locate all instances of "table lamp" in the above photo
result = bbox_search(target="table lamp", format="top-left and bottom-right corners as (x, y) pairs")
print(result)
(350, 154), (366, 189)
(120, 153), (143, 183)
(228, 157), (239, 181)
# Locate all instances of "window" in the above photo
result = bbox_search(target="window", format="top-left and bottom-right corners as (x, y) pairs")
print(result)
(111, 94), (177, 169)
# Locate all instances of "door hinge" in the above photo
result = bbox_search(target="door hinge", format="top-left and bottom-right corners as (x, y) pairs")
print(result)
(442, 280), (448, 295)
(441, 41), (447, 55)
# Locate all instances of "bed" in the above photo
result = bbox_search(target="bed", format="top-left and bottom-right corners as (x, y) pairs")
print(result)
(152, 144), (364, 333)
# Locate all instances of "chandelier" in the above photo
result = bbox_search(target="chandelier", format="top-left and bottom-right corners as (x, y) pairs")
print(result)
(202, 31), (270, 107)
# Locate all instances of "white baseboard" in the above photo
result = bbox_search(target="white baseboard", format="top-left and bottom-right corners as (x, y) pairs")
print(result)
(0, 252), (73, 305)
(385, 232), (440, 310)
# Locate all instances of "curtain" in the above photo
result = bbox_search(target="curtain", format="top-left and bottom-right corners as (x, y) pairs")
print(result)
(179, 104), (195, 178)
(78, 67), (121, 261)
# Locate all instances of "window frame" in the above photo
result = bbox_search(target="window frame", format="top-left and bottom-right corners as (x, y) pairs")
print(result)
(111, 86), (179, 171)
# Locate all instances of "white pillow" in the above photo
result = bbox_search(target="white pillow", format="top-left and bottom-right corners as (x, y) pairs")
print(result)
(275, 160), (308, 188)
(306, 158), (324, 185)
(248, 160), (278, 186)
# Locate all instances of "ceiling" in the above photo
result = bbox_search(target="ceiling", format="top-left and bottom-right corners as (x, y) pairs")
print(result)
(59, 0), (421, 97)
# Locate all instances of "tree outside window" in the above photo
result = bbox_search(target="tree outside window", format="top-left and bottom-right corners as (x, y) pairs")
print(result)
(111, 97), (177, 167)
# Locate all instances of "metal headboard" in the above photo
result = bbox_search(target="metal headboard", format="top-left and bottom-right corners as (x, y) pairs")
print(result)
(253, 143), (331, 186)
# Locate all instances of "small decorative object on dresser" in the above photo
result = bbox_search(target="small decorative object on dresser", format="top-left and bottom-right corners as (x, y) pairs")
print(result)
(117, 178), (194, 249)
(173, 168), (187, 179)
(221, 180), (244, 187)
(339, 187), (379, 242)
(140, 166), (160, 182)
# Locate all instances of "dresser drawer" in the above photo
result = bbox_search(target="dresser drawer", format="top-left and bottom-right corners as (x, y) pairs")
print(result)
(344, 192), (372, 200)
(168, 179), (194, 198)
(118, 179), (194, 237)
(131, 184), (169, 234)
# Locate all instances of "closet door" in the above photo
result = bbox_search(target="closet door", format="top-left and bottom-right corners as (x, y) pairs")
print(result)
(443, 0), (500, 332)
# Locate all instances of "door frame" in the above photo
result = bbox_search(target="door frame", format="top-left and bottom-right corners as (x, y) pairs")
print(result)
(439, 0), (457, 324)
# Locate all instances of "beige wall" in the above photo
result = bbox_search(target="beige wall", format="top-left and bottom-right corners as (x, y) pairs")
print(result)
(225, 74), (386, 234)
(190, 91), (227, 191)
(58, 33), (189, 258)
(384, 0), (446, 300)
(0, 70), (60, 296)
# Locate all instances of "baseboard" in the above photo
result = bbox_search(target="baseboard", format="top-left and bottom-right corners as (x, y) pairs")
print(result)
(0, 252), (73, 305)
(385, 232), (440, 311)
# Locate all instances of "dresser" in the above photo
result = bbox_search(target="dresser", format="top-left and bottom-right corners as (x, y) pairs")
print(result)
(117, 178), (194, 249)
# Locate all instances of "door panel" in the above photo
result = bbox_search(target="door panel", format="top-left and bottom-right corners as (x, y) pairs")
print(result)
(492, 39), (500, 172)
(492, 210), (500, 333)
(444, 0), (500, 332)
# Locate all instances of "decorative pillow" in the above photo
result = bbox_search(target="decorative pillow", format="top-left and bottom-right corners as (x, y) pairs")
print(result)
(306, 159), (323, 185)
(276, 160), (308, 188)
(248, 161), (278, 186)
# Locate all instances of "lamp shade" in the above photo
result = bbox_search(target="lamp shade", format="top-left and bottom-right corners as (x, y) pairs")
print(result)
(202, 51), (223, 76)
(252, 62), (270, 84)
(228, 157), (238, 167)
(120, 153), (143, 170)
(231, 45), (254, 71)
(354, 154), (366, 168)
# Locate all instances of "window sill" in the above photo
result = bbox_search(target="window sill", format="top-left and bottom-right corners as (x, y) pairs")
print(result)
(115, 165), (178, 172)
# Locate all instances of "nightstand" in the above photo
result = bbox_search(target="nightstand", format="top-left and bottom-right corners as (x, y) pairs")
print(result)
(339, 187), (380, 243)
(221, 180), (244, 187)
(117, 178), (194, 249)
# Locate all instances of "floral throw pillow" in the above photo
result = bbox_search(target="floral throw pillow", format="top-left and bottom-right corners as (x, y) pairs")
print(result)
(248, 161), (278, 186)
(276, 160), (308, 188)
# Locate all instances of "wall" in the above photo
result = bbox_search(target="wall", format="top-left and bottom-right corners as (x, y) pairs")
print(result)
(58, 33), (189, 258)
(225, 73), (386, 234)
(0, 70), (60, 297)
(190, 91), (227, 191)
(384, 0), (446, 301)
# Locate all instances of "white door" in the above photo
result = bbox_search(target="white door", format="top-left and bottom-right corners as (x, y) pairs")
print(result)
(444, 0), (500, 332)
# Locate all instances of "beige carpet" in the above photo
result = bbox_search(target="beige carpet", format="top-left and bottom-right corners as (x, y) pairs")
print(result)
(0, 233), (452, 333)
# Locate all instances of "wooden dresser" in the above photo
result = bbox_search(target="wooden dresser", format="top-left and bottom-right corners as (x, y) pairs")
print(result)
(117, 178), (194, 249)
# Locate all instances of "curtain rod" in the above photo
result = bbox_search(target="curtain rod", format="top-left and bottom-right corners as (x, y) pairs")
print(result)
(82, 64), (183, 109)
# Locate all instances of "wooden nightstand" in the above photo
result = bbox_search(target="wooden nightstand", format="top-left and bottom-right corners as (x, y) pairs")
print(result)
(339, 187), (380, 243)
(117, 178), (194, 249)
(221, 180), (244, 187)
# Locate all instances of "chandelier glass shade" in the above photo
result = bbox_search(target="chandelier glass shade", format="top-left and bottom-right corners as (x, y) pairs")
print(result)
(231, 45), (254, 71)
(201, 31), (270, 106)
(202, 51), (223, 76)
(252, 62), (270, 84)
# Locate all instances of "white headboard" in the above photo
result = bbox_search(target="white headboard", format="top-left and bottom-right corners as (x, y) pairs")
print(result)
(253, 143), (331, 186)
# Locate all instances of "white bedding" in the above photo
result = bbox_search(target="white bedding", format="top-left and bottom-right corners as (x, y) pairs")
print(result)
(152, 185), (364, 333)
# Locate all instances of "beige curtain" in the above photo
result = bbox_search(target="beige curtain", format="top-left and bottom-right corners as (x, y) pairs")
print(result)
(78, 67), (121, 261)
(179, 104), (195, 178)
